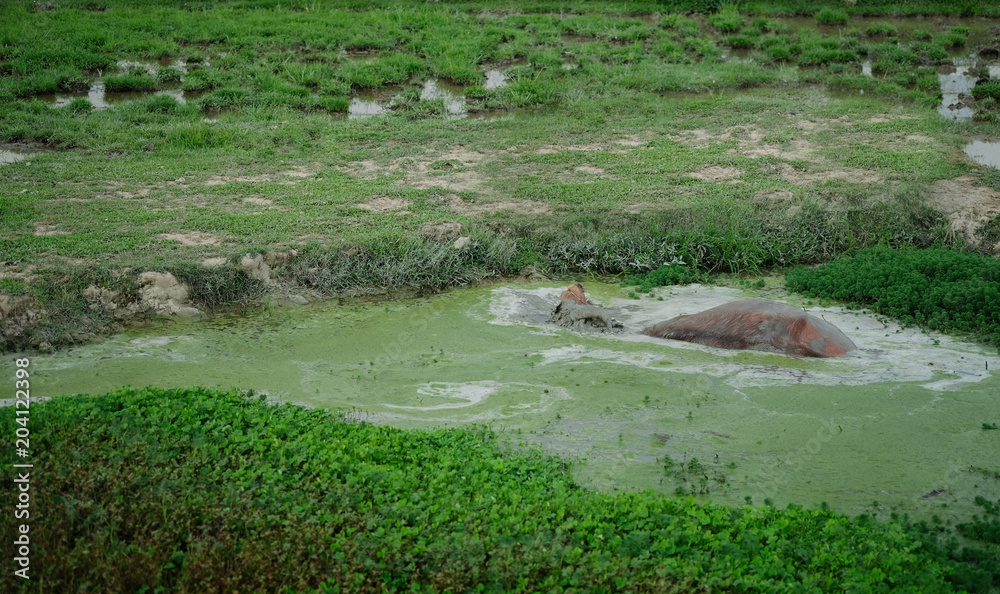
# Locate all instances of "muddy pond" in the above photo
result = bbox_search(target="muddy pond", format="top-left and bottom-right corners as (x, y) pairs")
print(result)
(25, 281), (1000, 522)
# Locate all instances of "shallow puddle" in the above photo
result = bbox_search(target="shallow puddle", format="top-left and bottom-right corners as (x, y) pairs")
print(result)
(937, 56), (1000, 120)
(20, 282), (1000, 522)
(965, 139), (1000, 168)
(419, 78), (467, 117)
(484, 69), (508, 90)
(41, 79), (200, 110)
(0, 148), (32, 165)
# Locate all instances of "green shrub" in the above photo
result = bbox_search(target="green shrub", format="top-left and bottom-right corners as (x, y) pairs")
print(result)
(339, 53), (425, 88)
(973, 80), (1000, 101)
(156, 66), (184, 84)
(143, 93), (181, 113)
(197, 86), (250, 111)
(935, 31), (967, 48)
(865, 22), (898, 37)
(815, 7), (849, 26)
(786, 246), (1000, 346)
(0, 386), (980, 592)
(707, 6), (744, 33)
(64, 97), (93, 114)
(622, 264), (707, 292)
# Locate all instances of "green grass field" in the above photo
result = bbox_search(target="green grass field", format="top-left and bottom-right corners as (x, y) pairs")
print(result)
(4, 0), (1000, 350)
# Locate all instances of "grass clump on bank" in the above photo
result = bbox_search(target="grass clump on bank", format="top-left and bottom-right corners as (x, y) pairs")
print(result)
(3, 385), (996, 592)
(785, 246), (1000, 348)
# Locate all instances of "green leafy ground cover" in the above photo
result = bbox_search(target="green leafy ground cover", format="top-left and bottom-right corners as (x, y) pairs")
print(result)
(785, 246), (1000, 348)
(2, 386), (998, 592)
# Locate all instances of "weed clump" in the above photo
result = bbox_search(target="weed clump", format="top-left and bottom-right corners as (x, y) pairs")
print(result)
(815, 7), (849, 26)
(786, 246), (1000, 347)
(155, 66), (183, 84)
(64, 97), (92, 114)
(708, 6), (744, 34)
(622, 264), (707, 292)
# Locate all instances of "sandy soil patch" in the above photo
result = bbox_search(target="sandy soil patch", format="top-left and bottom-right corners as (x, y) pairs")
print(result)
(355, 197), (413, 212)
(114, 188), (152, 199)
(201, 257), (228, 268)
(158, 232), (222, 247)
(33, 223), (70, 236)
(753, 189), (795, 203)
(796, 120), (824, 132)
(672, 126), (817, 160)
(204, 175), (297, 186)
(445, 194), (551, 216)
(776, 163), (883, 185)
(574, 166), (606, 174)
(0, 264), (36, 284)
(925, 176), (1000, 247)
(613, 135), (650, 147)
(689, 165), (743, 180)
(536, 143), (628, 155)
(339, 149), (489, 194)
(281, 166), (314, 178)
(405, 170), (484, 193)
(730, 139), (817, 160)
(243, 197), (274, 206)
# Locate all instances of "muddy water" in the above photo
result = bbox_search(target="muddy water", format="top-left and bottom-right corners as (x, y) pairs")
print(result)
(937, 58), (1000, 120)
(419, 78), (467, 118)
(779, 15), (1000, 48)
(0, 149), (32, 165)
(965, 139), (1000, 168)
(41, 81), (200, 110)
(22, 282), (999, 521)
(348, 77), (509, 120)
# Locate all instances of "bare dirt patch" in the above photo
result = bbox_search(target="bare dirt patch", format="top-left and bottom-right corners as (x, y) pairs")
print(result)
(925, 176), (1000, 247)
(33, 222), (70, 236)
(201, 257), (228, 268)
(444, 194), (551, 216)
(731, 140), (817, 160)
(689, 165), (743, 181)
(355, 197), (413, 212)
(158, 232), (222, 247)
(204, 175), (297, 186)
(113, 188), (152, 199)
(753, 190), (795, 204)
(776, 163), (883, 185)
(338, 149), (489, 194)
(243, 197), (274, 206)
(574, 166), (606, 174)
(281, 166), (314, 178)
(536, 143), (627, 155)
(671, 126), (817, 160)
(613, 134), (650, 147)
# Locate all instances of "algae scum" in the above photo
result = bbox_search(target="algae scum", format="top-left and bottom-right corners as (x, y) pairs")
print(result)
(27, 282), (1000, 521)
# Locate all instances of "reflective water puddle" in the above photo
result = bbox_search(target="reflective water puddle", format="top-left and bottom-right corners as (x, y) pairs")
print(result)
(965, 138), (1000, 168)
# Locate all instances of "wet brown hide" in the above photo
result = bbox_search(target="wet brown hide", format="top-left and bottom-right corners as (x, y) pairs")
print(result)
(560, 283), (594, 305)
(641, 299), (857, 358)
